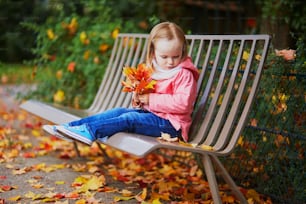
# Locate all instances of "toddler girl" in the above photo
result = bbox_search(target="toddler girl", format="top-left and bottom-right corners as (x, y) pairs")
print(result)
(48, 22), (199, 145)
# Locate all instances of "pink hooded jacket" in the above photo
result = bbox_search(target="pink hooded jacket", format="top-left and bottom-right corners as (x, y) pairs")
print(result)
(143, 57), (199, 142)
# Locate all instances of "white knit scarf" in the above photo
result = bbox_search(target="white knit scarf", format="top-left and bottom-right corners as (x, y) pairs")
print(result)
(151, 60), (182, 80)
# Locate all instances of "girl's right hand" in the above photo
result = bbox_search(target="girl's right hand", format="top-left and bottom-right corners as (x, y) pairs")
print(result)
(132, 92), (142, 108)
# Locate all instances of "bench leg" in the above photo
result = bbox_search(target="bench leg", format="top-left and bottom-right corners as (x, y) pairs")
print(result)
(210, 155), (248, 204)
(97, 143), (111, 161)
(73, 141), (81, 157)
(202, 154), (223, 203)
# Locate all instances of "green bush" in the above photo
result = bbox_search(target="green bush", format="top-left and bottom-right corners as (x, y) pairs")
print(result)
(23, 1), (149, 108)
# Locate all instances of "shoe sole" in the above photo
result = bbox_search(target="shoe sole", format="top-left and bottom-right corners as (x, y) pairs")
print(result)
(42, 125), (73, 142)
(56, 126), (93, 146)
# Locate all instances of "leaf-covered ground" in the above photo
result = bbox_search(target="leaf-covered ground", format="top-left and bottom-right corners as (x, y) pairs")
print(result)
(0, 85), (273, 204)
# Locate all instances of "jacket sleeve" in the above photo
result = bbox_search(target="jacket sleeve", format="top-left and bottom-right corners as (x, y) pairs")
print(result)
(148, 70), (197, 114)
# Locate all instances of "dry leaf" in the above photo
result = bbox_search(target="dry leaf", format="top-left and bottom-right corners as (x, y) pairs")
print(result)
(158, 132), (178, 142)
(8, 195), (21, 201)
(121, 63), (156, 94)
(199, 144), (213, 151)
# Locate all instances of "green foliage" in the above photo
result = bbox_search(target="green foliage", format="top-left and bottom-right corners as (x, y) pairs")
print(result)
(224, 38), (305, 203)
(23, 0), (150, 108)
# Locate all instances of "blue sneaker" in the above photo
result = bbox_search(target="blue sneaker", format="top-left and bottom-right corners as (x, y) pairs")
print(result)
(42, 125), (73, 142)
(56, 124), (94, 145)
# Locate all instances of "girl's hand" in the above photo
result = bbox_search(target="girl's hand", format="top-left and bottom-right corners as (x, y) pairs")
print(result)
(132, 92), (142, 108)
(138, 94), (149, 105)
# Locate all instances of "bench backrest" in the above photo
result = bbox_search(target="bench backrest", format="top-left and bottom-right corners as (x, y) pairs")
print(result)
(88, 33), (270, 155)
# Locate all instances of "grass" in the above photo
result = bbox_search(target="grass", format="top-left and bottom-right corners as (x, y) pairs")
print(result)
(0, 63), (34, 84)
(0, 63), (50, 84)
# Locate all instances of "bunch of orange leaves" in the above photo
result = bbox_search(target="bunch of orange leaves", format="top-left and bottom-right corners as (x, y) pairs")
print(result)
(121, 63), (156, 94)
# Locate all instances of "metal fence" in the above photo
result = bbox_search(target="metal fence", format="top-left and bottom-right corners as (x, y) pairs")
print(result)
(223, 56), (305, 203)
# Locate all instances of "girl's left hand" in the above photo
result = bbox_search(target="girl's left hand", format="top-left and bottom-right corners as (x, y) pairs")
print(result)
(138, 94), (149, 105)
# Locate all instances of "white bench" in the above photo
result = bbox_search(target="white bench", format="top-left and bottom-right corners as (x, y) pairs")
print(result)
(20, 33), (270, 203)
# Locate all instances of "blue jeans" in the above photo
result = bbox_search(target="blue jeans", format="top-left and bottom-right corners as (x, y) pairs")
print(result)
(68, 107), (180, 140)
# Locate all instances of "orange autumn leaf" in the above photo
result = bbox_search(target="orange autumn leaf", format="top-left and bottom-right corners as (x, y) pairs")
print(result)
(32, 183), (44, 189)
(99, 44), (109, 53)
(68, 61), (76, 72)
(62, 17), (78, 35)
(135, 188), (147, 202)
(122, 63), (156, 94)
(66, 191), (80, 199)
(83, 50), (90, 60)
(56, 70), (63, 79)
(23, 152), (36, 158)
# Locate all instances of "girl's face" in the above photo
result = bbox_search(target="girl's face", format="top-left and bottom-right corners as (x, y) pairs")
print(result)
(154, 38), (183, 70)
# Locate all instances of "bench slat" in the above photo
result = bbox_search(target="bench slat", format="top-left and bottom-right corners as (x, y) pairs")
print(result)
(20, 100), (81, 124)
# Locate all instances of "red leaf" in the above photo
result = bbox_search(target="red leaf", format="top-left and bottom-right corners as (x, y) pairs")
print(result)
(23, 152), (36, 158)
(54, 193), (66, 199)
(25, 123), (34, 129)
(1, 185), (14, 191)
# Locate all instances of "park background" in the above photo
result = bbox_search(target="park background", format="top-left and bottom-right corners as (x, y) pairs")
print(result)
(0, 0), (305, 203)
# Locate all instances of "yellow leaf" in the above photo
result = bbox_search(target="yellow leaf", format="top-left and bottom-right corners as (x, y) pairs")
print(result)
(78, 175), (105, 192)
(12, 167), (28, 175)
(222, 195), (235, 203)
(255, 54), (261, 61)
(80, 31), (87, 43)
(55, 181), (65, 185)
(158, 132), (178, 142)
(145, 80), (157, 90)
(113, 195), (134, 202)
(152, 198), (162, 204)
(242, 51), (250, 61)
(47, 29), (56, 40)
(31, 129), (40, 137)
(246, 189), (261, 203)
(53, 90), (65, 103)
(24, 191), (43, 200)
(9, 195), (21, 201)
(75, 199), (86, 204)
(121, 189), (133, 197)
(199, 144), (213, 151)
(151, 191), (170, 201)
(111, 28), (119, 39)
(237, 136), (244, 146)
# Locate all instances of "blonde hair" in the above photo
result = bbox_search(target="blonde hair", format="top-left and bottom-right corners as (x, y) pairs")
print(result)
(146, 22), (188, 68)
